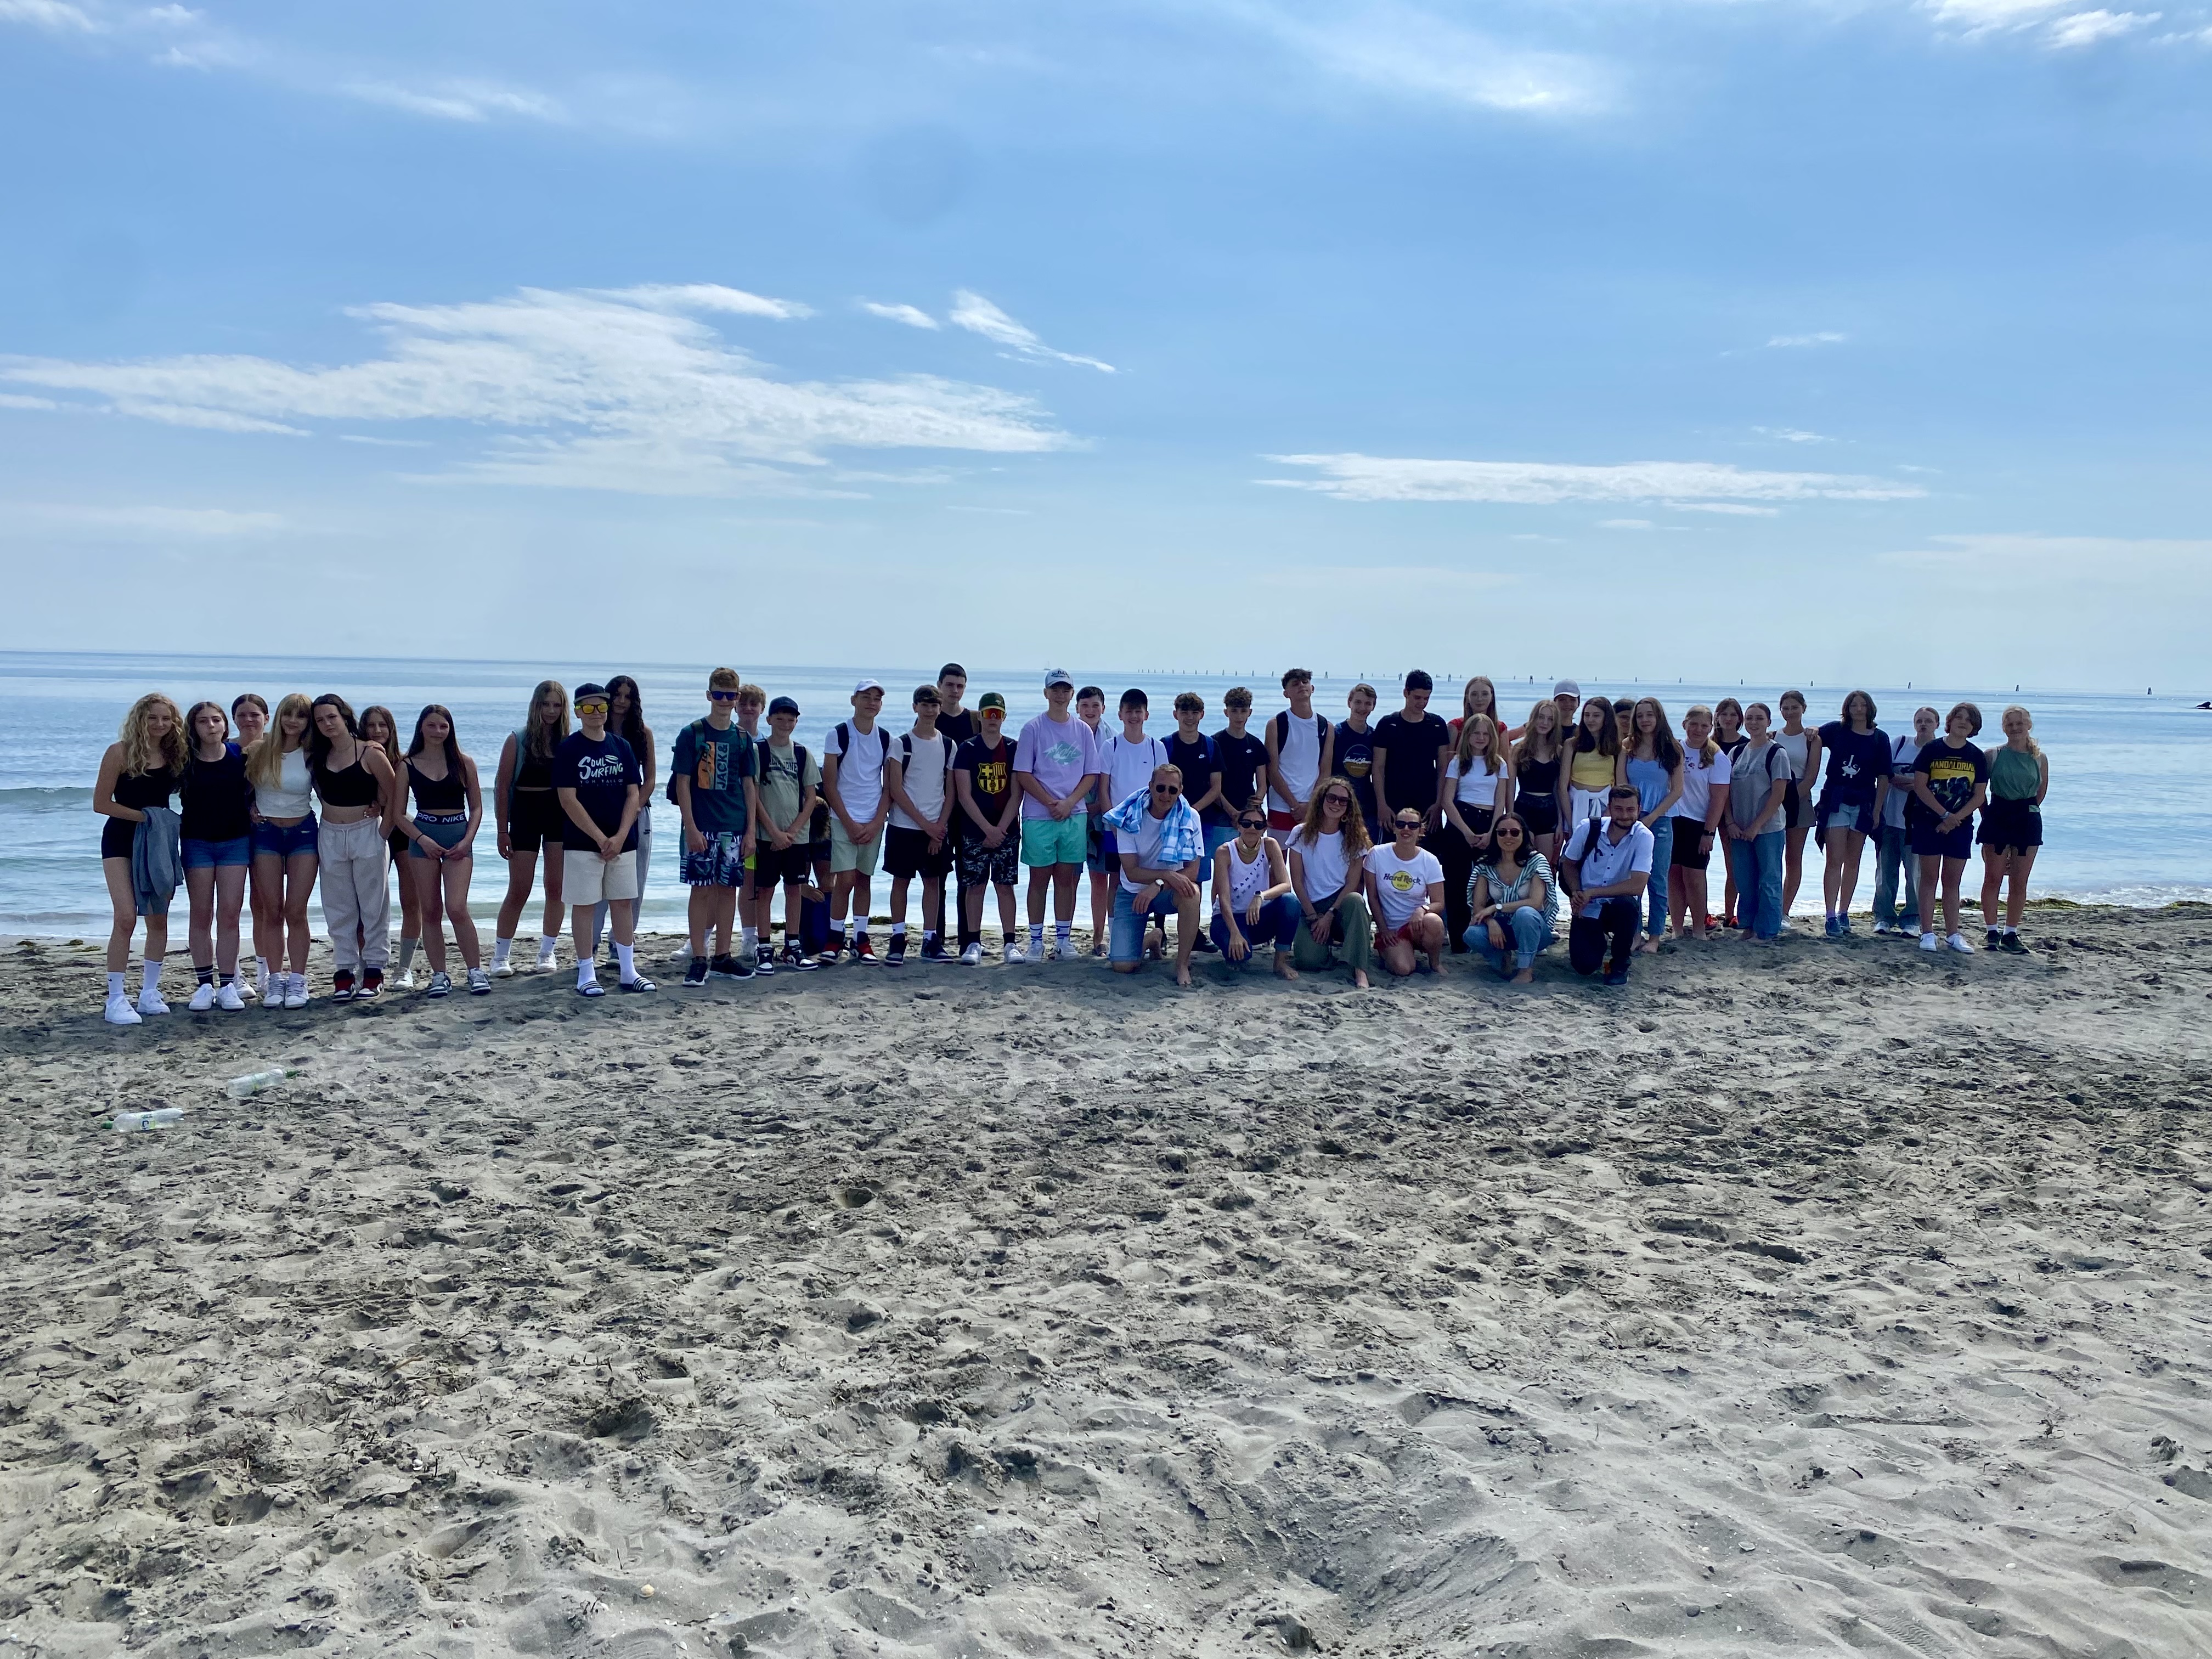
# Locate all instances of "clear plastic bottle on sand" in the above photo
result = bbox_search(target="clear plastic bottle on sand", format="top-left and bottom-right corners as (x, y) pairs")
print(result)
(110, 1107), (184, 1132)
(224, 1068), (291, 1098)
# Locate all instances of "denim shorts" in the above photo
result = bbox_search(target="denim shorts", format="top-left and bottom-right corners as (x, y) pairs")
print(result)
(250, 816), (318, 860)
(183, 834), (252, 870)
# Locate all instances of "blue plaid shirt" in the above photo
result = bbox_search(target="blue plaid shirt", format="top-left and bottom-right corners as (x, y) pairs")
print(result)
(1102, 787), (1206, 872)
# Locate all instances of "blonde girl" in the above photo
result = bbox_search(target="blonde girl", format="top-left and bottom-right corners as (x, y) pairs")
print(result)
(1977, 705), (2047, 953)
(92, 693), (187, 1024)
(1667, 705), (1729, 942)
(493, 680), (571, 975)
(1437, 712), (1510, 951)
(1510, 699), (1567, 862)
(247, 693), (319, 1008)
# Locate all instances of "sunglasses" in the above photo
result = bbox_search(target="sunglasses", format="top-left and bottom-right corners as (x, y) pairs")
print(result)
(709, 690), (740, 702)
(1395, 818), (1424, 831)
(1151, 783), (1181, 796)
(1237, 816), (1267, 829)
(1323, 793), (1351, 808)
(575, 700), (610, 714)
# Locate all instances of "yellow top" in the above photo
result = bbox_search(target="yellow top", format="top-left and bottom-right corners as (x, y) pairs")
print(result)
(1570, 749), (1616, 791)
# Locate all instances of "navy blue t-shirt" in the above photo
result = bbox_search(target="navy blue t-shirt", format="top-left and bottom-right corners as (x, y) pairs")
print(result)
(1334, 720), (1379, 835)
(554, 731), (642, 850)
(1210, 726), (1270, 827)
(1165, 732), (1220, 815)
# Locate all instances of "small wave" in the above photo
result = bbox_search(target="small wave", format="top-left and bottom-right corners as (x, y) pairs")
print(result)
(0, 786), (94, 805)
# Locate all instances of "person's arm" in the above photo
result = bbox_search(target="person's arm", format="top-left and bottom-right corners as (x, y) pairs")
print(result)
(493, 735), (517, 858)
(1437, 763), (1470, 843)
(1316, 725), (1335, 801)
(1260, 839), (1295, 906)
(92, 744), (136, 822)
(789, 769), (820, 844)
(1057, 765), (1098, 819)
(1469, 870), (1495, 923)
(1744, 760), (1784, 838)
(2035, 752), (2050, 806)
(1419, 879), (1446, 921)
(1365, 859), (1397, 946)
(1801, 729), (1822, 798)
(1906, 764), (1946, 825)
(1645, 762), (1683, 828)
(635, 729), (656, 806)
(1213, 843), (1243, 942)
(609, 783), (641, 860)
(676, 773), (702, 854)
(365, 747), (401, 833)
(1368, 742), (1389, 823)
(1187, 760), (1223, 820)
(955, 766), (991, 837)
(1871, 774), (1889, 827)
(883, 748), (925, 833)
(742, 769), (762, 847)
(1580, 840), (1651, 904)
(822, 747), (864, 840)
(453, 757), (485, 859)
(930, 749), (956, 844)
(556, 786), (598, 845)
(1287, 845), (1332, 946)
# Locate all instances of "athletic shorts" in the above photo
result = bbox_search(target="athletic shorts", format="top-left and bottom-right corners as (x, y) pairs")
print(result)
(1086, 821), (1117, 875)
(1020, 811), (1088, 867)
(407, 812), (470, 860)
(250, 816), (319, 860)
(884, 824), (954, 880)
(1267, 810), (1299, 834)
(830, 817), (882, 876)
(1669, 819), (1711, 870)
(562, 847), (640, 905)
(182, 834), (252, 870)
(1782, 780), (1807, 831)
(507, 789), (563, 854)
(681, 830), (748, 887)
(749, 841), (811, 896)
(1910, 819), (1973, 861)
(958, 831), (1020, 887)
(1977, 798), (2043, 853)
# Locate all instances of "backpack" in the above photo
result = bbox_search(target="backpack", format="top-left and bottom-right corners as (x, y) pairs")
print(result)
(832, 721), (891, 771)
(1272, 710), (1328, 747)
(664, 718), (709, 805)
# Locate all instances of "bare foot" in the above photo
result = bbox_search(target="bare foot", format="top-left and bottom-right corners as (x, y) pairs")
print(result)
(1352, 969), (1370, 989)
(1273, 958), (1299, 980)
(1174, 963), (1192, 987)
(1430, 958), (1448, 978)
(1510, 968), (1534, 984)
(1637, 938), (1663, 955)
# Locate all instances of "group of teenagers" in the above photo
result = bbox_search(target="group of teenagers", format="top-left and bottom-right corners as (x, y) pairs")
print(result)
(89, 664), (2051, 1022)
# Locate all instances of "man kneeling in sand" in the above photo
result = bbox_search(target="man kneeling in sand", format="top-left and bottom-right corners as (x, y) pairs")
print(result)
(1101, 763), (1205, 986)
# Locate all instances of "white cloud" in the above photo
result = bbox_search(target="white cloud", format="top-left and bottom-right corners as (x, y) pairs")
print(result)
(1756, 426), (1832, 443)
(0, 0), (100, 30)
(341, 77), (564, 123)
(1598, 519), (1653, 531)
(949, 291), (1115, 373)
(336, 433), (428, 448)
(0, 392), (58, 410)
(1224, 0), (1609, 116)
(7, 503), (286, 536)
(1929, 0), (2070, 24)
(602, 283), (810, 320)
(2045, 8), (2158, 45)
(861, 301), (941, 330)
(1667, 500), (1782, 516)
(1260, 454), (1925, 506)
(1, 283), (1073, 497)
(1766, 331), (1848, 348)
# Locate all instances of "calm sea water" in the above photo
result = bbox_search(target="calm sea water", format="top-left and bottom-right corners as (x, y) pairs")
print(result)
(3, 650), (2207, 935)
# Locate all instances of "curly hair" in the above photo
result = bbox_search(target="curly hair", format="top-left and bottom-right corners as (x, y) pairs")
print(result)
(119, 693), (188, 778)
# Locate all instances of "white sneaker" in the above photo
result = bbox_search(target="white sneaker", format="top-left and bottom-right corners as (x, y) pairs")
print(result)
(188, 981), (216, 1013)
(104, 995), (142, 1026)
(216, 980), (246, 1011)
(237, 974), (259, 1001)
(533, 950), (558, 973)
(1947, 931), (1976, 955)
(466, 967), (492, 995)
(396, 968), (416, 990)
(960, 943), (983, 966)
(137, 990), (170, 1016)
(492, 957), (516, 979)
(1003, 943), (1028, 964)
(282, 975), (309, 1010)
(1919, 932), (1940, 953)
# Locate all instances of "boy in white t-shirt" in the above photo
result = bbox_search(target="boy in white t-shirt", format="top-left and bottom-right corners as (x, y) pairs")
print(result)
(822, 679), (890, 964)
(1365, 807), (1448, 978)
(882, 685), (956, 966)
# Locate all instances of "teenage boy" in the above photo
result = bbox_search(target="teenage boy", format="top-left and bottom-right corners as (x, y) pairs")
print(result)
(1104, 764), (1206, 987)
(930, 663), (975, 950)
(953, 692), (1022, 963)
(822, 679), (891, 963)
(1165, 693), (1222, 953)
(751, 695), (821, 973)
(1212, 687), (1269, 853)
(733, 682), (768, 963)
(1336, 682), (1381, 841)
(1872, 705), (1939, 936)
(1266, 668), (1334, 832)
(1371, 669), (1452, 835)
(1562, 785), (1654, 987)
(1098, 689), (1167, 954)
(1014, 669), (1102, 962)
(672, 668), (761, 989)
(1075, 685), (1113, 955)
(1552, 680), (1583, 741)
(883, 685), (956, 965)
(554, 682), (652, 997)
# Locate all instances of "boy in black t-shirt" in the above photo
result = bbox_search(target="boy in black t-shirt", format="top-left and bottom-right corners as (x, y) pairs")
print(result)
(1211, 686), (1270, 850)
(952, 693), (1022, 964)
(1373, 669), (1451, 830)
(554, 682), (651, 997)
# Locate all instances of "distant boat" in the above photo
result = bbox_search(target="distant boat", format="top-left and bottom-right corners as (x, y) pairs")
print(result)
(2197, 701), (2212, 711)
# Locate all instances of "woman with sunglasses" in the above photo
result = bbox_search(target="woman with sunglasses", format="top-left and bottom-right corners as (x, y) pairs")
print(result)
(1211, 797), (1300, 978)
(1367, 808), (1448, 977)
(1285, 778), (1373, 987)
(1466, 811), (1556, 984)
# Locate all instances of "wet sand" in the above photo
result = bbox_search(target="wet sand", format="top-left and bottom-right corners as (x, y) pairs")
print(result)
(2, 905), (2209, 1657)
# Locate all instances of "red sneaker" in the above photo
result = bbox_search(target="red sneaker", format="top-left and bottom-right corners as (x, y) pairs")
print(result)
(331, 969), (356, 1003)
(853, 934), (877, 963)
(360, 968), (384, 1000)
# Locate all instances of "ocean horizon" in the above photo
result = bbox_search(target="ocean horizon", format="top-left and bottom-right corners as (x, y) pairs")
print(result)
(4, 648), (2207, 938)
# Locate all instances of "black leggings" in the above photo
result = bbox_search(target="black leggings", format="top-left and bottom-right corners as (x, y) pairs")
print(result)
(1431, 821), (1485, 952)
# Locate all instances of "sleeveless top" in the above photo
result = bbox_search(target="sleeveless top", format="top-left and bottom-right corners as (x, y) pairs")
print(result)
(1625, 754), (1673, 815)
(181, 744), (252, 842)
(1569, 746), (1615, 792)
(1775, 729), (1810, 781)
(408, 757), (466, 812)
(1989, 747), (2040, 802)
(1268, 711), (1328, 812)
(256, 747), (314, 818)
(1517, 752), (1561, 800)
(314, 749), (381, 808)
(1220, 838), (1271, 913)
(113, 763), (179, 814)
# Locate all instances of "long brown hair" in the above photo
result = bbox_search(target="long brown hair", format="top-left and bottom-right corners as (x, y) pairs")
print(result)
(1450, 712), (1503, 777)
(1573, 696), (1619, 758)
(119, 693), (188, 778)
(1631, 698), (1682, 771)
(1298, 775), (1372, 857)
(359, 705), (402, 768)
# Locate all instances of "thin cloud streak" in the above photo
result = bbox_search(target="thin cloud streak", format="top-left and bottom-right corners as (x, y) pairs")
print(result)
(1261, 454), (1926, 505)
(861, 302), (940, 330)
(949, 291), (1115, 373)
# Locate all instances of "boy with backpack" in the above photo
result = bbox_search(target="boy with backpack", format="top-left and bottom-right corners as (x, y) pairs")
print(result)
(1266, 667), (1335, 832)
(672, 667), (761, 988)
(751, 695), (821, 973)
(822, 679), (891, 963)
(882, 684), (957, 965)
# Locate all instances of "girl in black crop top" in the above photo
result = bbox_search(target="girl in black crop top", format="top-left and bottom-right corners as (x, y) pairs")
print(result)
(400, 703), (489, 992)
(179, 699), (256, 1009)
(94, 692), (189, 1023)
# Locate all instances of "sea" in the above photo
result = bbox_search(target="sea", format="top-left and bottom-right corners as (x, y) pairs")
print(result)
(3, 650), (2207, 937)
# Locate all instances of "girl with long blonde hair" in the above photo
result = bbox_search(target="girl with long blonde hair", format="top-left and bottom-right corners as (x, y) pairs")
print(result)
(492, 679), (571, 975)
(247, 693), (319, 1008)
(1437, 711), (1510, 952)
(1510, 699), (1567, 863)
(93, 693), (187, 1023)
(1977, 705), (2046, 953)
(1666, 704), (1728, 942)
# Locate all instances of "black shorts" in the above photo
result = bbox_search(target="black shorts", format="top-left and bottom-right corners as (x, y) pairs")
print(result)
(1782, 779), (1807, 831)
(1977, 797), (2043, 853)
(507, 788), (562, 854)
(1670, 820), (1712, 870)
(884, 824), (955, 880)
(749, 841), (812, 895)
(1517, 793), (1560, 836)
(958, 831), (1020, 888)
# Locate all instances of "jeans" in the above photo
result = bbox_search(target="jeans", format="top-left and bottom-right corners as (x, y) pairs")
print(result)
(1211, 893), (1300, 966)
(1468, 905), (1554, 973)
(317, 816), (391, 972)
(1109, 884), (1184, 963)
(591, 825), (648, 952)
(1643, 816), (1674, 937)
(1290, 893), (1374, 973)
(1872, 823), (1921, 929)
(1569, 898), (1640, 976)
(1728, 831), (1786, 939)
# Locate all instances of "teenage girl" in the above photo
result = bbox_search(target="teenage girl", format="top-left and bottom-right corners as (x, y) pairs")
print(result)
(179, 701), (253, 1011)
(1978, 706), (2047, 955)
(1815, 690), (1887, 937)
(1284, 779), (1374, 988)
(1774, 690), (1823, 928)
(1567, 696), (1624, 827)
(1437, 712), (1510, 953)
(593, 675), (656, 960)
(1713, 698), (1746, 927)
(1611, 697), (1635, 751)
(493, 680), (570, 975)
(1907, 702), (1989, 956)
(247, 694), (318, 1008)
(360, 706), (422, 987)
(1667, 706), (1728, 943)
(1625, 698), (1684, 952)
(399, 704), (490, 995)
(1510, 700), (1567, 864)
(308, 694), (399, 1001)
(230, 692), (269, 998)
(93, 693), (186, 1025)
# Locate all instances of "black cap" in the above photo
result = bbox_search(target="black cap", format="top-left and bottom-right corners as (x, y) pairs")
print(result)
(573, 681), (609, 703)
(768, 695), (801, 716)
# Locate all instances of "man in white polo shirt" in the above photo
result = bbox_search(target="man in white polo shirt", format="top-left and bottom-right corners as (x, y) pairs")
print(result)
(1561, 784), (1653, 987)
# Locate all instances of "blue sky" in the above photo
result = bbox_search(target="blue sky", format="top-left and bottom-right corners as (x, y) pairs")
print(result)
(1, 0), (2207, 689)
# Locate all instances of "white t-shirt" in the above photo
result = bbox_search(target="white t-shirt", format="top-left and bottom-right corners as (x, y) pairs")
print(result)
(1286, 826), (1351, 901)
(889, 731), (953, 830)
(1364, 843), (1444, 929)
(1268, 710), (1329, 812)
(1444, 753), (1505, 806)
(823, 721), (889, 821)
(1102, 732), (1167, 813)
(1882, 735), (1926, 830)
(1118, 808), (1174, 895)
(1562, 817), (1655, 919)
(1673, 748), (1733, 826)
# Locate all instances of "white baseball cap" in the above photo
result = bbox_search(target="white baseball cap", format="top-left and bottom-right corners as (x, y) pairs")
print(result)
(853, 678), (884, 695)
(1043, 668), (1075, 689)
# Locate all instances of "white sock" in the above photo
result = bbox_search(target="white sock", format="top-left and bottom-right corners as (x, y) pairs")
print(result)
(538, 934), (558, 962)
(616, 942), (636, 983)
(493, 938), (512, 966)
(577, 961), (597, 988)
(254, 955), (269, 988)
(891, 922), (907, 939)
(1029, 923), (1044, 947)
(108, 971), (126, 999)
(143, 960), (163, 994)
(742, 926), (758, 953)
(1055, 921), (1072, 949)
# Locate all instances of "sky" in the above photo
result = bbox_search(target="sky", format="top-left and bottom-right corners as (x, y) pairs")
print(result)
(0, 0), (2207, 690)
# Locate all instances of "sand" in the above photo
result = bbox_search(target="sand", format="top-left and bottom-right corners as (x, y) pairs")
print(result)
(2, 905), (2209, 1658)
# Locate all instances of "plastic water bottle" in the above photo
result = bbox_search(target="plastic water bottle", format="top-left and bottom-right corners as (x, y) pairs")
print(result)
(225, 1068), (291, 1099)
(110, 1107), (184, 1132)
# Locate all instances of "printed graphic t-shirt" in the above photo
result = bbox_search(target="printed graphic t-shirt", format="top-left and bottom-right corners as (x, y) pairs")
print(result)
(1914, 739), (1988, 821)
(1013, 714), (1102, 820)
(1364, 843), (1444, 929)
(1816, 720), (1892, 806)
(955, 735), (1016, 833)
(1335, 721), (1379, 832)
(670, 720), (754, 836)
(552, 731), (641, 851)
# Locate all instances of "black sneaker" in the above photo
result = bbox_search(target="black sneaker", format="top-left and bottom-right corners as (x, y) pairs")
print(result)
(2000, 932), (2029, 955)
(713, 952), (754, 980)
(1986, 927), (2002, 950)
(755, 943), (776, 976)
(788, 944), (820, 973)
(681, 959), (710, 988)
(1190, 933), (1219, 954)
(886, 934), (907, 966)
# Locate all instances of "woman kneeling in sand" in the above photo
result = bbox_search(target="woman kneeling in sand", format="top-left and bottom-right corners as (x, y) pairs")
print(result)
(1285, 779), (1373, 988)
(1466, 812), (1556, 984)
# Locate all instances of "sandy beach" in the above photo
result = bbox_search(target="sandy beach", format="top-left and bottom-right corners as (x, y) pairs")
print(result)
(2, 906), (2208, 1658)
